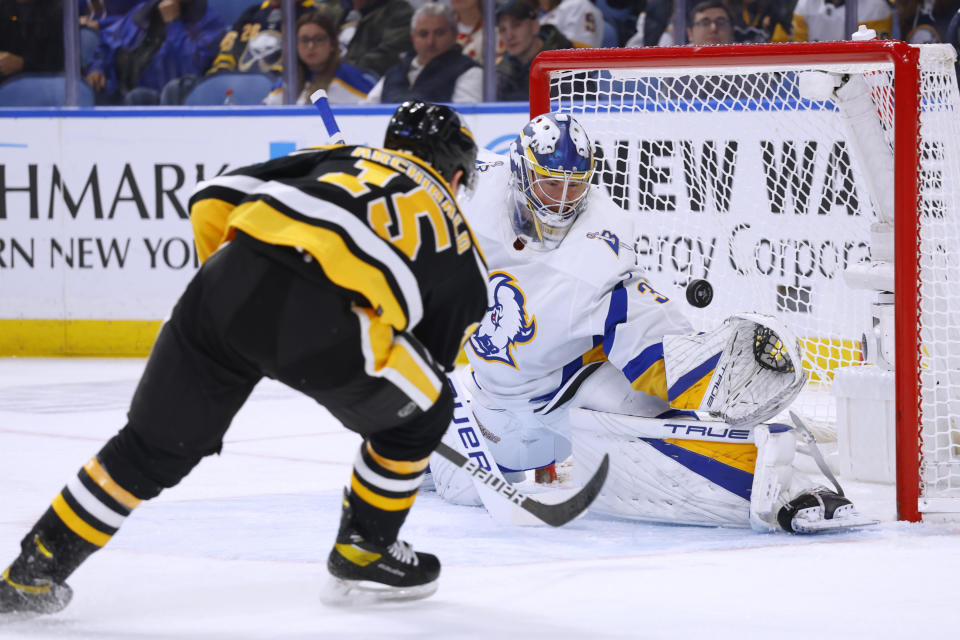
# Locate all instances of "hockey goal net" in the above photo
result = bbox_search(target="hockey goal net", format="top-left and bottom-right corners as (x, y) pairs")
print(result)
(530, 41), (960, 522)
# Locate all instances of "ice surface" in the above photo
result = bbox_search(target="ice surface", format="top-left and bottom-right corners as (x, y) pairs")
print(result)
(1, 358), (958, 639)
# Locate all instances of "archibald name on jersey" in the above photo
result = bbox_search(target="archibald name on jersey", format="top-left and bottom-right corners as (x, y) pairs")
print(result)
(349, 146), (473, 255)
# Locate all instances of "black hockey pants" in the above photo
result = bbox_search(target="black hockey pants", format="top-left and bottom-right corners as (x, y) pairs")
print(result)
(100, 235), (452, 500)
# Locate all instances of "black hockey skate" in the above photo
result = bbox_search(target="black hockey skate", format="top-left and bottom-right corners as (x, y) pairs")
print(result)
(324, 492), (440, 604)
(777, 488), (878, 534)
(0, 567), (73, 615)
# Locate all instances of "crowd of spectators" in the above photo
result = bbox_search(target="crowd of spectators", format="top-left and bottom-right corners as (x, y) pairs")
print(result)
(1, 0), (959, 105)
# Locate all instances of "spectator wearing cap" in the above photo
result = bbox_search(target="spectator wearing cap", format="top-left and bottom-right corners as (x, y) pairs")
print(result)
(496, 0), (572, 101)
(0, 0), (64, 81)
(364, 2), (481, 103)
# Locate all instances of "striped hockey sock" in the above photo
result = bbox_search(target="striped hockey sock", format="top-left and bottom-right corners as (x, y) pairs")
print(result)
(8, 456), (140, 585)
(346, 441), (429, 545)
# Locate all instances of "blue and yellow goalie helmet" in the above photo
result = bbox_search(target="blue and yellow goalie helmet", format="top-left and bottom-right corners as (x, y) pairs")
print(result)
(509, 113), (594, 250)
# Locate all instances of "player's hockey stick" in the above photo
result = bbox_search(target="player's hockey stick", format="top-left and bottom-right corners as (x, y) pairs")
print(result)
(445, 371), (607, 526)
(433, 441), (608, 527)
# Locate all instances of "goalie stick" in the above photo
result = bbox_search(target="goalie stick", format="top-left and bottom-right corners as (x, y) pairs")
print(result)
(309, 92), (610, 527)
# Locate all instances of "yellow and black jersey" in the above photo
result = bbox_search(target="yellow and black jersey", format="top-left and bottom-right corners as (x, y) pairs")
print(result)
(188, 144), (488, 371)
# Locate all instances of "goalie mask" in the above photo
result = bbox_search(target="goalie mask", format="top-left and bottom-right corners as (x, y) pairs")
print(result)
(509, 113), (594, 250)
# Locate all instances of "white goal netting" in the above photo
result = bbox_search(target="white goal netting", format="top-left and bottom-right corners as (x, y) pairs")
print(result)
(539, 42), (960, 518)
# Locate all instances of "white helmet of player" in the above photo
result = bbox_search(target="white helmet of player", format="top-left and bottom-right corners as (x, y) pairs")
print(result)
(508, 113), (595, 250)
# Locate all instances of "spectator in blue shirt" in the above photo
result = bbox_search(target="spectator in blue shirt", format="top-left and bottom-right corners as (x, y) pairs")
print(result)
(78, 1), (140, 69)
(85, 0), (224, 104)
(79, 0), (140, 31)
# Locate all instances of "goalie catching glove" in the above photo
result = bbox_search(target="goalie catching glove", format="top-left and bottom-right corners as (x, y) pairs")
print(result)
(662, 313), (807, 427)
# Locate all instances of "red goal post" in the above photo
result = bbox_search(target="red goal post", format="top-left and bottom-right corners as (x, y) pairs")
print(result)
(529, 41), (960, 522)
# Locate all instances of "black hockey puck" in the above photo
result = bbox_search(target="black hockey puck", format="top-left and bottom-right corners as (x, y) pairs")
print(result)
(686, 279), (714, 308)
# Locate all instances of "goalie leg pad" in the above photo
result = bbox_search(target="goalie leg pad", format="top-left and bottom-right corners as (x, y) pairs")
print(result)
(570, 425), (752, 528)
(427, 434), (482, 506)
(749, 423), (798, 532)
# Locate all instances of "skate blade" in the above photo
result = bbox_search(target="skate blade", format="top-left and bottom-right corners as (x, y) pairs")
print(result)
(0, 589), (72, 617)
(792, 514), (880, 534)
(0, 609), (49, 620)
(320, 576), (438, 606)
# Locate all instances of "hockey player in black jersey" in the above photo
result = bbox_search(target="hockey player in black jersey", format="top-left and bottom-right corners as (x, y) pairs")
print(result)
(0, 102), (487, 612)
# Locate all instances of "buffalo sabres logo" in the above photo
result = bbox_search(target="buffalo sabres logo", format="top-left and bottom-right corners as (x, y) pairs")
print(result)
(238, 31), (283, 73)
(586, 230), (620, 255)
(469, 272), (536, 367)
(476, 159), (505, 173)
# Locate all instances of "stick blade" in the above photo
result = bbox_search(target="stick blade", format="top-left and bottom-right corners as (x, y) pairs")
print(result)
(432, 443), (609, 527)
(521, 453), (609, 527)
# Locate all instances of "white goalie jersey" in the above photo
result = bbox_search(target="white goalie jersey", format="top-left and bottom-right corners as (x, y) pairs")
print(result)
(434, 150), (869, 534)
(463, 151), (693, 414)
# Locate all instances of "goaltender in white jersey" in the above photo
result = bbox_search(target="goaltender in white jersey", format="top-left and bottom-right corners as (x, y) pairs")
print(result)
(428, 112), (875, 534)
